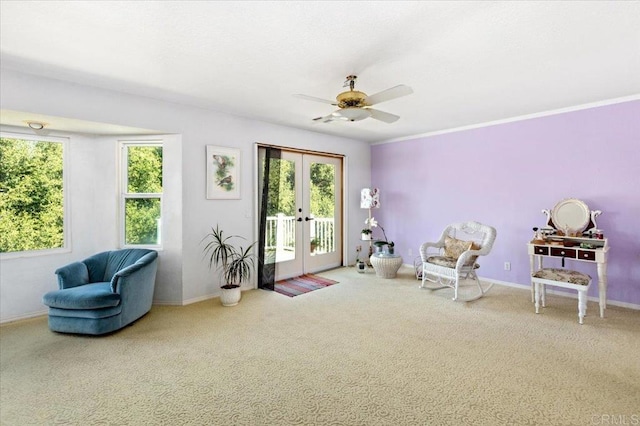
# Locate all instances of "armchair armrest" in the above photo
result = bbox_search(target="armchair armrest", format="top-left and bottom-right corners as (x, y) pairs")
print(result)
(110, 252), (158, 293)
(54, 262), (90, 289)
(420, 241), (444, 261)
(456, 249), (482, 269)
(110, 263), (145, 292)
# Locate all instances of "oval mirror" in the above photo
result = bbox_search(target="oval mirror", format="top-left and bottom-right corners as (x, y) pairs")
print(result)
(551, 198), (590, 235)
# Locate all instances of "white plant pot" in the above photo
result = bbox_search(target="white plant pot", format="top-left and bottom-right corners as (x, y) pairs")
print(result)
(220, 285), (241, 306)
(361, 233), (371, 241)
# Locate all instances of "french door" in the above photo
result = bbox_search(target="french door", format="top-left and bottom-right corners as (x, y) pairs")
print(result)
(258, 147), (342, 283)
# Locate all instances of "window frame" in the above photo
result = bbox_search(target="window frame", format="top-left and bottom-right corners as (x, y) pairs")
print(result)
(0, 131), (70, 259)
(119, 140), (164, 249)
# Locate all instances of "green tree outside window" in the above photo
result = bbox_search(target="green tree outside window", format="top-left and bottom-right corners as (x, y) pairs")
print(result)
(0, 137), (64, 253)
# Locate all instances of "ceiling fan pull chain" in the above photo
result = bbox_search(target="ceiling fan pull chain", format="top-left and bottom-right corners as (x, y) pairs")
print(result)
(344, 75), (357, 91)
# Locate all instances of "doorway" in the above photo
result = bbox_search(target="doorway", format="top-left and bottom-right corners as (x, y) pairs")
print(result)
(257, 146), (343, 288)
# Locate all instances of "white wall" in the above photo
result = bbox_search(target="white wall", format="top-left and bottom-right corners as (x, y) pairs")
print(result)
(0, 129), (116, 320)
(0, 69), (371, 322)
(0, 128), (184, 320)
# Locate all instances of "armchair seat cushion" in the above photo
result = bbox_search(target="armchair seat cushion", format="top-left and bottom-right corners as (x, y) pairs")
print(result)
(43, 282), (121, 310)
(426, 255), (480, 269)
(48, 305), (122, 319)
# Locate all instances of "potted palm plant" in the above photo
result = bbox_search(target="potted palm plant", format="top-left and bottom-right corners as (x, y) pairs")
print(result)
(202, 224), (257, 306)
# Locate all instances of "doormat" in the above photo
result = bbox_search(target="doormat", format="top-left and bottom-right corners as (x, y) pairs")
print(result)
(274, 274), (339, 297)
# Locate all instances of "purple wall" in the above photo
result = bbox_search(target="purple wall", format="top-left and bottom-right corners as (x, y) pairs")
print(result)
(371, 100), (640, 306)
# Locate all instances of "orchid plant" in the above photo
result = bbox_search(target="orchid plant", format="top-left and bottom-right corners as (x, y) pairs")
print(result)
(365, 217), (394, 248)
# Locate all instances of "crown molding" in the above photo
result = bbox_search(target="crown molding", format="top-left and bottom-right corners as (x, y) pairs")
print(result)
(375, 94), (640, 145)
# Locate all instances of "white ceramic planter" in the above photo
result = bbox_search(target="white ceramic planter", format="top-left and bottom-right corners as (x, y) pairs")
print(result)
(220, 285), (241, 306)
(361, 233), (371, 240)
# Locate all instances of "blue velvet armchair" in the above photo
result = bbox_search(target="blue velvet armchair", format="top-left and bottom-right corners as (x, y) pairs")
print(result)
(43, 249), (158, 335)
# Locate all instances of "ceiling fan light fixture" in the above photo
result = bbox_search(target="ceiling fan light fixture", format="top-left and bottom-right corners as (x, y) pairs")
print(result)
(296, 76), (412, 124)
(336, 107), (371, 122)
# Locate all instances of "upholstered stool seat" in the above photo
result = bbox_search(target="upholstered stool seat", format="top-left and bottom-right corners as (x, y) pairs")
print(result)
(531, 268), (592, 324)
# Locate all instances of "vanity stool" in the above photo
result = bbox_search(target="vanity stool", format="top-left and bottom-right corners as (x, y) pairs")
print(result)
(532, 268), (592, 324)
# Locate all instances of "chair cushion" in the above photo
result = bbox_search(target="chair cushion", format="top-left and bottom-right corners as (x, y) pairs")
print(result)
(532, 268), (591, 286)
(48, 305), (122, 319)
(43, 282), (121, 310)
(426, 256), (480, 269)
(444, 237), (472, 260)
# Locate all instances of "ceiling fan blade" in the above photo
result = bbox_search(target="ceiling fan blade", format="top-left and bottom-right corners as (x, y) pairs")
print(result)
(312, 114), (337, 123)
(294, 94), (338, 105)
(368, 108), (400, 123)
(365, 85), (413, 106)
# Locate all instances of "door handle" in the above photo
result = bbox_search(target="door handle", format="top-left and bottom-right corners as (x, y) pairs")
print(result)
(305, 217), (314, 221)
(296, 217), (302, 222)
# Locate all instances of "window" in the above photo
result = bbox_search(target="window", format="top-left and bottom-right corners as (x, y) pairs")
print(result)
(120, 142), (163, 247)
(0, 133), (67, 254)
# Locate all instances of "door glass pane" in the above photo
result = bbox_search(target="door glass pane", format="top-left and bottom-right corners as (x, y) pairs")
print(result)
(125, 198), (161, 245)
(266, 158), (296, 263)
(309, 162), (335, 256)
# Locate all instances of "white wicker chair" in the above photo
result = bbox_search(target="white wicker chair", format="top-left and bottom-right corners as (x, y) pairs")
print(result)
(419, 221), (497, 301)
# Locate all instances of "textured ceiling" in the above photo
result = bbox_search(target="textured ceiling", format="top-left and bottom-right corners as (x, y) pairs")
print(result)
(1, 1), (639, 142)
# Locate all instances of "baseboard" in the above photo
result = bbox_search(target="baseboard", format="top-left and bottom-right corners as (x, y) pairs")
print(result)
(153, 295), (219, 306)
(482, 278), (640, 311)
(180, 287), (256, 306)
(152, 299), (186, 306)
(180, 294), (218, 306)
(0, 309), (48, 325)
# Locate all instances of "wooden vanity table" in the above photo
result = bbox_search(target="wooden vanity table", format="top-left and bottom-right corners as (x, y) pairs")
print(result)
(527, 198), (609, 317)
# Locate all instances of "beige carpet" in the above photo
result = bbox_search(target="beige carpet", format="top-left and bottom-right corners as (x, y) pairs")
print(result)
(1, 266), (639, 425)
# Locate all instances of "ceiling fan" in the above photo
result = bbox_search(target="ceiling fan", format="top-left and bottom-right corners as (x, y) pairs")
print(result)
(294, 75), (413, 123)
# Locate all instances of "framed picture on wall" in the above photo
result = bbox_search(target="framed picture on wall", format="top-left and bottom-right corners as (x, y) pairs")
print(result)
(206, 145), (240, 199)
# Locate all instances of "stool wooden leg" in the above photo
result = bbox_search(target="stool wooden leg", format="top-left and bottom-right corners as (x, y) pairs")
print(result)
(531, 283), (534, 303)
(578, 290), (587, 325)
(541, 283), (546, 307)
(534, 282), (540, 314)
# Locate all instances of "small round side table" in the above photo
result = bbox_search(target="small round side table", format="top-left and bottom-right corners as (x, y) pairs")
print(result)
(370, 253), (403, 278)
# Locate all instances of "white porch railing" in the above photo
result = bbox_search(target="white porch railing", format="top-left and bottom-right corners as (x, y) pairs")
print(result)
(265, 213), (335, 257)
